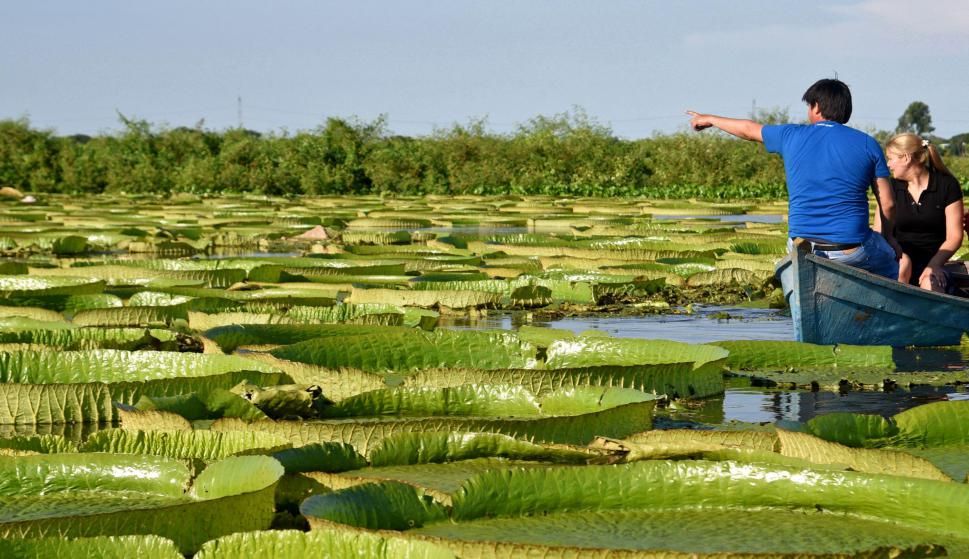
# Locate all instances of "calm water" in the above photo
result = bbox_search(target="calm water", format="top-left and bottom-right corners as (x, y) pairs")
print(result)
(655, 214), (785, 224)
(440, 305), (793, 344)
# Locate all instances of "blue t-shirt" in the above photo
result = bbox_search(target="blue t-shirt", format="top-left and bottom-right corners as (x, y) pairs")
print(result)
(762, 121), (889, 244)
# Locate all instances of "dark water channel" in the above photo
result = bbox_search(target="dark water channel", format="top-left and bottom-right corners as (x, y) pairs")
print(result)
(439, 307), (969, 426)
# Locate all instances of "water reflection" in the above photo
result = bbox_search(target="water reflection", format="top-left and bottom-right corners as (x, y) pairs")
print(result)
(668, 385), (964, 426)
(536, 308), (791, 344)
(439, 307), (794, 344)
(655, 214), (784, 224)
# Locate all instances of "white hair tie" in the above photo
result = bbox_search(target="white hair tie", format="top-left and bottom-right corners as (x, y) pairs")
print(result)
(921, 139), (930, 148)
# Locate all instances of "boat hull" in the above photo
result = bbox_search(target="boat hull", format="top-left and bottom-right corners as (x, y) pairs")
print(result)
(776, 247), (969, 347)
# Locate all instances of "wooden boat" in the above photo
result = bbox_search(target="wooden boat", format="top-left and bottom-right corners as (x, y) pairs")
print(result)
(775, 241), (969, 347)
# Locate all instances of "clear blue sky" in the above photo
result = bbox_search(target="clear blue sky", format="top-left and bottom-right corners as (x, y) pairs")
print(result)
(3, 1), (968, 139)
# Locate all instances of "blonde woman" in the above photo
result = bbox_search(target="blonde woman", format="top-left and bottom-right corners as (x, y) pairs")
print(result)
(876, 133), (964, 292)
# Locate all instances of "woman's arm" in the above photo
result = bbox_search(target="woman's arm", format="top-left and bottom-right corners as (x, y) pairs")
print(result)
(919, 199), (965, 286)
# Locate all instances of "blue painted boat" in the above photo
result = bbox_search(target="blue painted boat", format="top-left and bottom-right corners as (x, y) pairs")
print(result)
(775, 242), (969, 347)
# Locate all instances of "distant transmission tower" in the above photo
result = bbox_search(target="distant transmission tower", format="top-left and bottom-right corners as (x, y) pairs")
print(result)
(237, 96), (243, 128)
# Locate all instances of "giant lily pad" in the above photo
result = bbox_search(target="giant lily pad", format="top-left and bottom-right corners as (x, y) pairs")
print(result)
(0, 454), (283, 554)
(0, 349), (286, 424)
(302, 461), (969, 556)
(212, 386), (657, 455)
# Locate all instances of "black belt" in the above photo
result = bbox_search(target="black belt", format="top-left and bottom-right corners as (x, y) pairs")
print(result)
(794, 238), (861, 251)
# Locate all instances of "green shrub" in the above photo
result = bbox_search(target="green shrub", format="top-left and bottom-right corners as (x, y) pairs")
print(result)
(18, 114), (958, 198)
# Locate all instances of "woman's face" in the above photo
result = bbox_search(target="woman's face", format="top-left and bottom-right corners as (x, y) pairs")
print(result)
(886, 149), (915, 180)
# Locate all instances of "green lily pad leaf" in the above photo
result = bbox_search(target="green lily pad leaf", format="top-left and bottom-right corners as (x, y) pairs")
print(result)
(0, 433), (79, 454)
(0, 349), (278, 385)
(403, 307), (439, 330)
(128, 291), (194, 306)
(117, 406), (193, 431)
(213, 387), (656, 455)
(63, 293), (125, 313)
(187, 311), (296, 332)
(304, 461), (969, 556)
(346, 287), (503, 309)
(0, 262), (28, 275)
(82, 429), (291, 461)
(282, 303), (406, 326)
(134, 389), (269, 421)
(72, 305), (188, 327)
(515, 325), (575, 348)
(193, 528), (454, 559)
(320, 385), (542, 419)
(302, 481), (447, 530)
(231, 382), (322, 419)
(710, 340), (895, 371)
(403, 359), (721, 401)
(904, 445), (969, 483)
(509, 285), (552, 307)
(368, 432), (602, 467)
(51, 235), (89, 255)
(313, 458), (563, 505)
(0, 535), (181, 559)
(686, 268), (771, 286)
(623, 428), (780, 452)
(546, 338), (726, 374)
(0, 306), (65, 322)
(0, 323), (181, 351)
(248, 262), (408, 283)
(271, 442), (367, 473)
(543, 337), (727, 398)
(237, 352), (389, 400)
(0, 349), (285, 423)
(205, 324), (415, 353)
(0, 382), (116, 424)
(805, 412), (899, 448)
(893, 401), (969, 447)
(776, 429), (951, 481)
(589, 435), (821, 471)
(0, 275), (105, 296)
(270, 330), (538, 373)
(0, 452), (189, 496)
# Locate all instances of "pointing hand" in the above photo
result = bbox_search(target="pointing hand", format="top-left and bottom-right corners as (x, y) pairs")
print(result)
(686, 111), (713, 131)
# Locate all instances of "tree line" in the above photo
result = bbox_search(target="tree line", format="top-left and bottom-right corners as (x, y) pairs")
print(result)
(1, 110), (966, 199)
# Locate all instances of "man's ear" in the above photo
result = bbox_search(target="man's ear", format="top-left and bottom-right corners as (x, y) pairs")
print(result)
(807, 103), (824, 123)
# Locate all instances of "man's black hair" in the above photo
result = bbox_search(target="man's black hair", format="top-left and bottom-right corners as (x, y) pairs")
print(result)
(802, 79), (852, 124)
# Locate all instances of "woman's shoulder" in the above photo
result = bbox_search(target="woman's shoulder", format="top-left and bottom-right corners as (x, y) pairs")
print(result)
(932, 170), (962, 189)
(931, 170), (963, 200)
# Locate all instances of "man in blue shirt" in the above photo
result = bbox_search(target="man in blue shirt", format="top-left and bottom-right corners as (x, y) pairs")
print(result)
(687, 79), (900, 279)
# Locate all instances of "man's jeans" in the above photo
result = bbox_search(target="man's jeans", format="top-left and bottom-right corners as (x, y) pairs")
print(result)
(787, 230), (899, 279)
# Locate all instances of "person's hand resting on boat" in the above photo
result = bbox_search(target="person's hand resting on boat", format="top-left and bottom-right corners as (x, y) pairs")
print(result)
(919, 264), (947, 292)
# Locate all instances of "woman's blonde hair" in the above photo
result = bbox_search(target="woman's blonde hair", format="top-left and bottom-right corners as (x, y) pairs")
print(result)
(885, 132), (953, 176)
